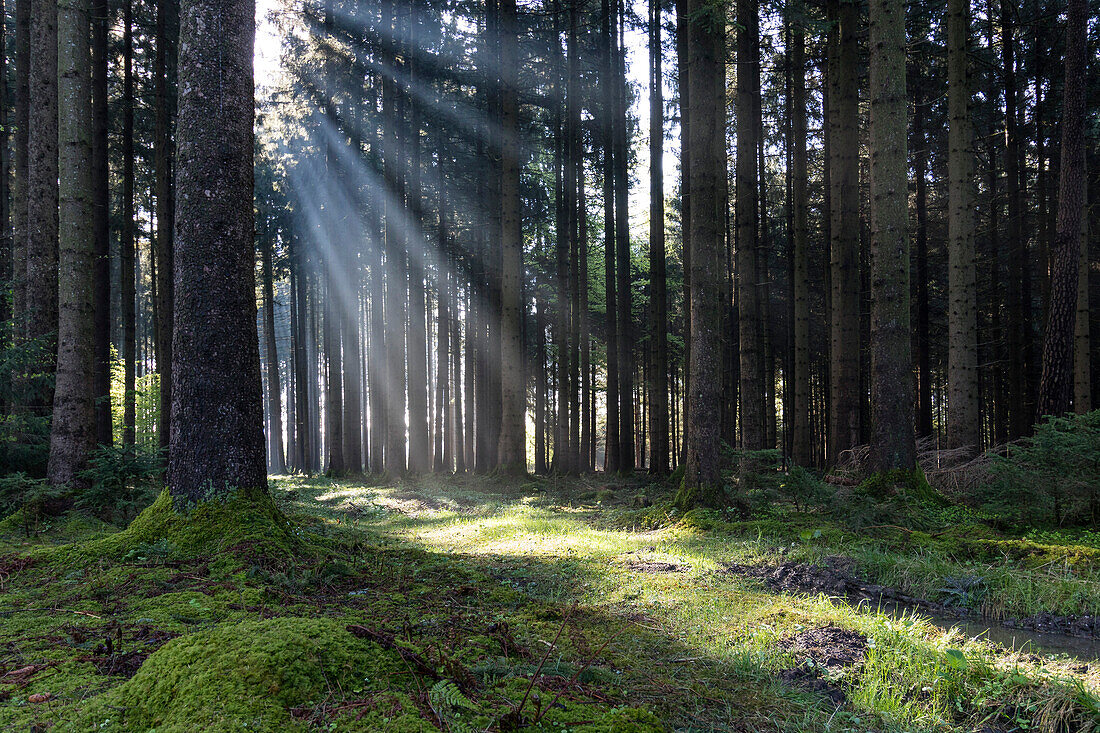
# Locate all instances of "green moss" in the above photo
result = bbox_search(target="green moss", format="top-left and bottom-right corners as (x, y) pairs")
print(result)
(856, 467), (946, 507)
(958, 537), (1100, 569)
(37, 487), (301, 567)
(64, 617), (412, 732)
(673, 479), (728, 512)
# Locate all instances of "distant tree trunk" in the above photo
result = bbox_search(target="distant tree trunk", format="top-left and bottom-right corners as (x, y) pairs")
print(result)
(406, 7), (429, 474)
(736, 0), (763, 451)
(602, 0), (619, 473)
(452, 275), (466, 474)
(647, 0), (669, 475)
(91, 0), (111, 444)
(27, 0), (59, 413)
(1036, 0), (1086, 419)
(676, 0), (690, 466)
(48, 0), (96, 488)
(613, 0), (634, 472)
(261, 229), (285, 474)
(168, 0), (267, 505)
(121, 0), (136, 447)
(826, 0), (859, 462)
(291, 248), (311, 472)
(790, 15), (811, 467)
(1001, 0), (1026, 437)
(947, 0), (980, 452)
(322, 281), (345, 475)
(912, 74), (932, 440)
(868, 0), (915, 472)
(677, 0), (725, 506)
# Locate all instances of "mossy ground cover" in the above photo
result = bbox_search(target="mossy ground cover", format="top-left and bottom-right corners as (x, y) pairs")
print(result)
(0, 474), (1096, 732)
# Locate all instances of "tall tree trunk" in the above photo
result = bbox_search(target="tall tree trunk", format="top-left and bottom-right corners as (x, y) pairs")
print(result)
(613, 0), (634, 472)
(826, 0), (859, 462)
(1001, 0), (1026, 437)
(154, 0), (176, 451)
(947, 0), (980, 452)
(868, 0), (915, 472)
(292, 247), (311, 472)
(676, 0), (690, 466)
(27, 0), (59, 414)
(789, 13), (811, 467)
(261, 229), (285, 474)
(12, 0), (28, 348)
(168, 0), (267, 505)
(736, 0), (763, 451)
(406, 3), (429, 474)
(49, 0), (96, 487)
(647, 0), (669, 475)
(677, 0), (725, 506)
(601, 0), (619, 473)
(912, 74), (932, 439)
(90, 0), (111, 444)
(121, 0), (136, 447)
(1036, 0), (1086, 419)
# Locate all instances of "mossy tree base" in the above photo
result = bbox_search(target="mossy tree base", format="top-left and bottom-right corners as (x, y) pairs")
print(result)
(40, 487), (300, 568)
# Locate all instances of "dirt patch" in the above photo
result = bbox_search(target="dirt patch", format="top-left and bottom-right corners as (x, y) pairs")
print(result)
(1003, 613), (1100, 638)
(727, 557), (938, 611)
(627, 561), (687, 574)
(776, 626), (868, 707)
(780, 626), (868, 672)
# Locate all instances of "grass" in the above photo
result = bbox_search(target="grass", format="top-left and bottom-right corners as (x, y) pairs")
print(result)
(0, 473), (1096, 731)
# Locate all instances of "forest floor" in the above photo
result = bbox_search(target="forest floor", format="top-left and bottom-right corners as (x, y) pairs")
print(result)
(0, 474), (1097, 732)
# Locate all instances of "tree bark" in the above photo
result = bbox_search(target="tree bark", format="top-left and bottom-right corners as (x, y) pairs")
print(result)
(261, 228), (285, 474)
(1036, 0), (1086, 419)
(121, 0), (136, 447)
(49, 0), (96, 488)
(826, 0), (860, 462)
(647, 0), (668, 475)
(27, 0), (59, 413)
(678, 0), (725, 505)
(90, 0), (111, 444)
(736, 0), (763, 451)
(168, 0), (267, 505)
(868, 0), (915, 471)
(789, 13), (811, 467)
(947, 0), (980, 452)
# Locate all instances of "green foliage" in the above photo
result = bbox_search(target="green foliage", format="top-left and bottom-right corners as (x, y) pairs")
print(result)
(109, 348), (161, 447)
(981, 410), (1100, 527)
(76, 443), (164, 523)
(0, 334), (54, 475)
(0, 472), (69, 536)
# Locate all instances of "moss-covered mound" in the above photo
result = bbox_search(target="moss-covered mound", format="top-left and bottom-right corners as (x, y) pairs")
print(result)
(65, 617), (419, 732)
(39, 487), (300, 568)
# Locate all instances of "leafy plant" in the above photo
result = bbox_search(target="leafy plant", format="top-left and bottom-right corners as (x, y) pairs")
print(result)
(76, 443), (164, 523)
(0, 472), (70, 536)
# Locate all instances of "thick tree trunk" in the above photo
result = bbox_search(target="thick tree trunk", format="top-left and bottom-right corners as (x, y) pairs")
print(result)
(1073, 215), (1090, 414)
(168, 0), (267, 505)
(1036, 0), (1086, 419)
(868, 0), (915, 472)
(49, 0), (96, 488)
(913, 75), (932, 440)
(947, 0), (980, 452)
(27, 0), (59, 414)
(826, 0), (860, 462)
(678, 0), (725, 505)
